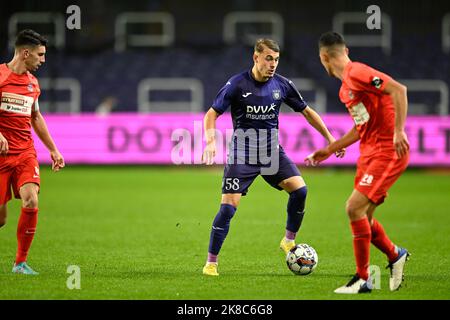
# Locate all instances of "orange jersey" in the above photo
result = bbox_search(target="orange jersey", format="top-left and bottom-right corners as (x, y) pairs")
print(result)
(339, 61), (395, 156)
(0, 63), (40, 154)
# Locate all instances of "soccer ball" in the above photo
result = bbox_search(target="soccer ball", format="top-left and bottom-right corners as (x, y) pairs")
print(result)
(286, 243), (318, 275)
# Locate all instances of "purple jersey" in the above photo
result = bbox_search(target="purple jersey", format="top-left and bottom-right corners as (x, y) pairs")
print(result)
(212, 70), (307, 128)
(212, 70), (307, 164)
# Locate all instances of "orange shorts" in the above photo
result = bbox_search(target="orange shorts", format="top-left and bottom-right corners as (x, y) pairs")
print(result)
(355, 151), (409, 205)
(0, 150), (40, 205)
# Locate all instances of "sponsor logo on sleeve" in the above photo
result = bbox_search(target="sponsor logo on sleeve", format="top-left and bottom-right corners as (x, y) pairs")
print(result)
(371, 76), (383, 89)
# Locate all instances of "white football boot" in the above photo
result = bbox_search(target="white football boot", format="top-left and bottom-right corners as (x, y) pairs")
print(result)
(387, 247), (410, 291)
(334, 274), (373, 294)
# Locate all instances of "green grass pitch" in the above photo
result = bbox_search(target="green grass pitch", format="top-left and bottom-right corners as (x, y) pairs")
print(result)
(0, 166), (449, 300)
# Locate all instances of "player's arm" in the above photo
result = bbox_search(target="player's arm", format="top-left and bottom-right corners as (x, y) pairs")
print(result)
(202, 107), (220, 165)
(301, 106), (345, 158)
(383, 79), (410, 158)
(0, 131), (8, 155)
(305, 126), (360, 166)
(31, 110), (65, 172)
(348, 64), (409, 158)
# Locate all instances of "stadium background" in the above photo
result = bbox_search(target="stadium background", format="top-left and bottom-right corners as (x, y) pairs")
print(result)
(0, 0), (449, 301)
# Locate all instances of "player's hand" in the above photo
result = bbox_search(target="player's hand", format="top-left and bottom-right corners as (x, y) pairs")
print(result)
(334, 148), (346, 158)
(0, 133), (8, 155)
(394, 130), (410, 159)
(327, 137), (345, 158)
(50, 150), (65, 172)
(304, 148), (332, 166)
(202, 142), (216, 165)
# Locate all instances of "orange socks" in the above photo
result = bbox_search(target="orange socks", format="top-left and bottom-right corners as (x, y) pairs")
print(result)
(351, 218), (371, 280)
(16, 207), (38, 264)
(371, 218), (398, 262)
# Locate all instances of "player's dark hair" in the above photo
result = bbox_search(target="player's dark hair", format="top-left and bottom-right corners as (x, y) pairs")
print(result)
(318, 31), (346, 50)
(254, 38), (280, 53)
(15, 29), (48, 48)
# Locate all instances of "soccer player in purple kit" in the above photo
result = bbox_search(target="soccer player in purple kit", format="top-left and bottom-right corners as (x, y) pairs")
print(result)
(201, 39), (345, 276)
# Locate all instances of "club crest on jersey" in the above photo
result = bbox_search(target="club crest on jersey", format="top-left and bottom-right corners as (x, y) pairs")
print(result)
(272, 90), (281, 100)
(371, 77), (383, 89)
(27, 83), (34, 92)
(348, 90), (354, 99)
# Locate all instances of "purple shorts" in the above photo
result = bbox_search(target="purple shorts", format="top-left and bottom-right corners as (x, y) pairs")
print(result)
(221, 147), (301, 195)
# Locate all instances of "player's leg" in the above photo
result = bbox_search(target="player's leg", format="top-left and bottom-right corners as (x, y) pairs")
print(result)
(12, 183), (39, 274)
(12, 154), (41, 275)
(20, 182), (39, 208)
(334, 189), (373, 294)
(262, 149), (306, 254)
(368, 205), (410, 292)
(278, 176), (307, 253)
(203, 193), (241, 276)
(346, 189), (372, 280)
(278, 176), (305, 193)
(366, 203), (376, 224)
(207, 193), (241, 261)
(367, 204), (398, 261)
(0, 204), (7, 228)
(0, 169), (12, 228)
(203, 164), (258, 276)
(364, 155), (410, 291)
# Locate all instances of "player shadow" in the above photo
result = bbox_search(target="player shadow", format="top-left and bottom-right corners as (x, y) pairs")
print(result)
(116, 267), (360, 280)
(215, 270), (351, 279)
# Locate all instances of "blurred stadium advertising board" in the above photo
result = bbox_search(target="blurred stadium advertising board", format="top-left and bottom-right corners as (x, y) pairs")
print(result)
(33, 114), (450, 166)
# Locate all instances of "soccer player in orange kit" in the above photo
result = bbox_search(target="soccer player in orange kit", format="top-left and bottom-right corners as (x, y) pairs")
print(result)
(306, 32), (410, 294)
(0, 30), (65, 275)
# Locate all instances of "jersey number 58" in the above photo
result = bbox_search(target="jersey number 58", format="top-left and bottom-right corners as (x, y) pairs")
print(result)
(223, 178), (240, 191)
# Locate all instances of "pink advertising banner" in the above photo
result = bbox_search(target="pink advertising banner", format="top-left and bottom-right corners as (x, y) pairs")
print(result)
(32, 113), (450, 166)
